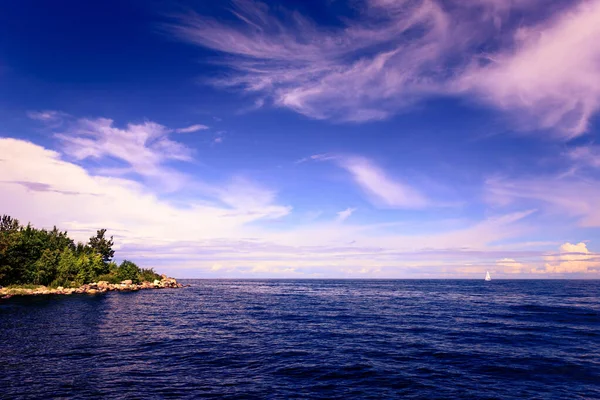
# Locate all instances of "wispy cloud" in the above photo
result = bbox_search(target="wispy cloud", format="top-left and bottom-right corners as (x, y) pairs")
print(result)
(55, 118), (193, 191)
(214, 176), (291, 218)
(27, 110), (67, 122)
(486, 175), (600, 227)
(337, 156), (430, 209)
(175, 124), (209, 133)
(168, 0), (599, 136)
(0, 138), (290, 245)
(295, 153), (335, 164)
(336, 207), (356, 222)
(300, 153), (435, 208)
(4, 139), (593, 277)
(566, 145), (600, 169)
(496, 258), (527, 274)
(169, 0), (451, 122)
(458, 0), (600, 138)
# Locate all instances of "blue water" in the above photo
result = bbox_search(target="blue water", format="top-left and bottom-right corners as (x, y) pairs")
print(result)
(1, 280), (599, 399)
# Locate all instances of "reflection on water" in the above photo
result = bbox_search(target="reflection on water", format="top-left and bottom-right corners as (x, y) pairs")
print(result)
(1, 280), (599, 399)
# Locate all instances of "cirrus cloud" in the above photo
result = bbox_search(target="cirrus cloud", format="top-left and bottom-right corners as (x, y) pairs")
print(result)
(169, 0), (600, 137)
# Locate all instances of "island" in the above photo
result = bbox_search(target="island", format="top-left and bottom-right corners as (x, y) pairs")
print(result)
(0, 215), (182, 299)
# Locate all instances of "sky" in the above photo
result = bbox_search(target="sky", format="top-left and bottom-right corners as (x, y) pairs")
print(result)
(1, 0), (600, 279)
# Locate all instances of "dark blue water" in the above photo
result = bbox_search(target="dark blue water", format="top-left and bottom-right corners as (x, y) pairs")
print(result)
(1, 280), (599, 399)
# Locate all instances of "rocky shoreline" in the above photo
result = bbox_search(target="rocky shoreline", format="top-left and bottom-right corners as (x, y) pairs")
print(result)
(0, 275), (183, 300)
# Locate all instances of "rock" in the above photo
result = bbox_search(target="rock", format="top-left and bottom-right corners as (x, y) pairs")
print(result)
(153, 279), (161, 287)
(121, 280), (133, 285)
(57, 286), (64, 291)
(160, 278), (179, 288)
(87, 289), (98, 294)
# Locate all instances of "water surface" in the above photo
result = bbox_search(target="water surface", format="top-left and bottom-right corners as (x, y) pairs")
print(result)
(1, 280), (599, 399)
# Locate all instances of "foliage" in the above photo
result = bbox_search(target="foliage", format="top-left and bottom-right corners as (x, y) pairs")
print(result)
(0, 215), (159, 287)
(88, 229), (115, 264)
(139, 268), (161, 283)
(96, 273), (121, 284)
(116, 260), (141, 284)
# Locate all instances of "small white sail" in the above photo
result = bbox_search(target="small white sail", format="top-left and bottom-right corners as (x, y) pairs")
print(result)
(485, 271), (492, 281)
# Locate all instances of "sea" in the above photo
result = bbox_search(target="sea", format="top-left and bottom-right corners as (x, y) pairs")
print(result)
(1, 280), (598, 399)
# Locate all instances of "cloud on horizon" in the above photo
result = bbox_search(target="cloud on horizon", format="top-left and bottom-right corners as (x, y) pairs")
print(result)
(2, 136), (587, 278)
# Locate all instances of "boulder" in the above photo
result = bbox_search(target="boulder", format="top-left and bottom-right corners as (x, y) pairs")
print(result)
(57, 286), (64, 291)
(121, 280), (133, 285)
(87, 289), (98, 294)
(97, 281), (111, 290)
(160, 278), (179, 288)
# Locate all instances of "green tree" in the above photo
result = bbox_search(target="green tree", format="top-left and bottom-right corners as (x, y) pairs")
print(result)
(33, 249), (60, 286)
(0, 215), (20, 233)
(88, 229), (115, 264)
(139, 267), (161, 283)
(116, 260), (141, 283)
(0, 216), (162, 288)
(55, 247), (78, 287)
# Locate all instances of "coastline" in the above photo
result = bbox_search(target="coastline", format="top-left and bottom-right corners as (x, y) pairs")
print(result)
(0, 275), (183, 300)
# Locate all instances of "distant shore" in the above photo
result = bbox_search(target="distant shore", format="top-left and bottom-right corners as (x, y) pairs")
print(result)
(0, 275), (183, 300)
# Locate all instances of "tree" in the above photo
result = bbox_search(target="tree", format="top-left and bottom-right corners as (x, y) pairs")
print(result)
(0, 215), (20, 233)
(116, 260), (141, 283)
(33, 249), (60, 286)
(55, 247), (78, 287)
(88, 229), (115, 264)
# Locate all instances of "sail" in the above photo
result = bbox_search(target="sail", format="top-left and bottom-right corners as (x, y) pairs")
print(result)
(485, 271), (492, 281)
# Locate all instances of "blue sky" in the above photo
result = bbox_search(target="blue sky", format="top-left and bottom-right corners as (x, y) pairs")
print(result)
(1, 0), (600, 278)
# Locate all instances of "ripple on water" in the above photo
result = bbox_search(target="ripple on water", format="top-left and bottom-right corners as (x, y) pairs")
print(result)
(1, 280), (599, 399)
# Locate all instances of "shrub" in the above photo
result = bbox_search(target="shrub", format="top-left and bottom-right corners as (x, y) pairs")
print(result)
(116, 260), (141, 284)
(139, 268), (161, 283)
(96, 273), (120, 284)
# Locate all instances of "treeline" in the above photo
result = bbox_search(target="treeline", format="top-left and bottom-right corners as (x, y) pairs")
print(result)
(0, 215), (160, 287)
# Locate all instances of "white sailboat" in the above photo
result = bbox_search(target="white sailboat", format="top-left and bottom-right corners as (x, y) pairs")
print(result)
(485, 271), (492, 281)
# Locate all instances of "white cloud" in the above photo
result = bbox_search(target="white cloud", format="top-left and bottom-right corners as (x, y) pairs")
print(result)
(175, 124), (209, 133)
(0, 138), (289, 246)
(496, 257), (526, 274)
(337, 156), (430, 209)
(459, 0), (600, 138)
(486, 176), (600, 227)
(566, 145), (600, 169)
(534, 242), (600, 274)
(295, 153), (335, 164)
(56, 118), (193, 191)
(214, 176), (291, 218)
(169, 0), (450, 122)
(27, 110), (66, 122)
(169, 0), (600, 136)
(336, 207), (356, 222)
(2, 137), (595, 278)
